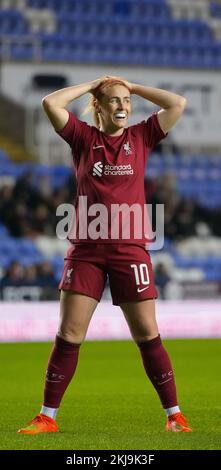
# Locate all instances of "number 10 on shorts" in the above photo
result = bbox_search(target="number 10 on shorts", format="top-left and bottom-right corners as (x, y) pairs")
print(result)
(130, 263), (150, 286)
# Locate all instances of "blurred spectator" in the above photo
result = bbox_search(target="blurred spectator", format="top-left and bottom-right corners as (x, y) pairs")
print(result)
(0, 171), (79, 238)
(38, 261), (57, 287)
(66, 173), (77, 202)
(13, 171), (41, 208)
(1, 165), (221, 301)
(211, 206), (221, 237)
(168, 199), (197, 240)
(37, 261), (58, 300)
(24, 264), (39, 286)
(0, 260), (59, 301)
(39, 175), (52, 198)
(32, 203), (54, 236)
(154, 262), (171, 299)
(1, 172), (220, 242)
(0, 261), (25, 287)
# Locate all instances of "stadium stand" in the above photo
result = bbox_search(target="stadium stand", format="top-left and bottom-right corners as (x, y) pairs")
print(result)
(0, 0), (221, 300)
(0, 147), (221, 300)
(0, 0), (221, 67)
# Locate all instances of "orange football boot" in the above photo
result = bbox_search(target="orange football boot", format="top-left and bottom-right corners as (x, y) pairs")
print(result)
(18, 414), (58, 434)
(166, 412), (192, 432)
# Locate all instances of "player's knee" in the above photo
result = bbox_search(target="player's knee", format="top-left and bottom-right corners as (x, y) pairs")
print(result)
(133, 330), (159, 344)
(58, 326), (85, 344)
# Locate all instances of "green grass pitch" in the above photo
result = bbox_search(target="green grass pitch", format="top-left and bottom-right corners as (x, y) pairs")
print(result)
(0, 339), (220, 450)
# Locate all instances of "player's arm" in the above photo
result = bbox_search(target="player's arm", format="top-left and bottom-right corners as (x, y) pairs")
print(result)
(42, 77), (109, 131)
(107, 77), (186, 134)
(131, 84), (187, 134)
(104, 76), (187, 133)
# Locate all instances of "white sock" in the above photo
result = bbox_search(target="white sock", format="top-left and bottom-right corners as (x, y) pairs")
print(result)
(165, 406), (180, 417)
(40, 406), (58, 420)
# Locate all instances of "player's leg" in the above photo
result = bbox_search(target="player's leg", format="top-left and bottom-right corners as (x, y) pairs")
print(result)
(58, 289), (98, 343)
(120, 298), (158, 342)
(18, 292), (98, 434)
(18, 252), (106, 434)
(42, 291), (98, 415)
(120, 299), (192, 432)
(109, 245), (192, 432)
(120, 298), (178, 411)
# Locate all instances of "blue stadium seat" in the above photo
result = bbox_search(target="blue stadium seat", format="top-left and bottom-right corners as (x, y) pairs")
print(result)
(53, 255), (63, 265)
(0, 150), (9, 162)
(145, 167), (159, 178)
(27, 0), (49, 7)
(11, 42), (34, 60)
(113, 0), (131, 16)
(210, 1), (221, 18)
(205, 268), (221, 281)
(54, 266), (63, 281)
(0, 224), (9, 238)
(34, 164), (52, 176)
(41, 33), (85, 61)
(173, 256), (221, 276)
(0, 254), (11, 268)
(0, 0), (221, 68)
(0, 10), (27, 35)
(16, 253), (45, 266)
(51, 166), (72, 189)
(17, 238), (42, 256)
(52, 166), (72, 177)
(130, 0), (169, 20)
(172, 255), (192, 269)
(53, 0), (112, 18)
(0, 239), (18, 261)
(0, 162), (26, 177)
(52, 255), (63, 280)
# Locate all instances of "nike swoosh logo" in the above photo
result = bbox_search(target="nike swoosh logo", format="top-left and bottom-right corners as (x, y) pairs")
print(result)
(46, 380), (61, 383)
(158, 378), (172, 385)
(93, 145), (104, 149)
(137, 286), (149, 293)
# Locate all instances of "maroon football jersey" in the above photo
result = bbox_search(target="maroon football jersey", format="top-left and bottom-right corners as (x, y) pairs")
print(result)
(57, 112), (166, 244)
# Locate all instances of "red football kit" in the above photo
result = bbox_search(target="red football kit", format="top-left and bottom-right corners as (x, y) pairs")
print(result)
(58, 111), (167, 304)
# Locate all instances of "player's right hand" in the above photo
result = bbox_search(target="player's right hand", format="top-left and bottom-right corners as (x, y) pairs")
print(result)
(89, 76), (109, 92)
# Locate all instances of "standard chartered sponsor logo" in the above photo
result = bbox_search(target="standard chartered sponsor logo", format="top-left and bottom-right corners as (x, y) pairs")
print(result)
(92, 161), (103, 177)
(93, 162), (133, 176)
(104, 164), (133, 175)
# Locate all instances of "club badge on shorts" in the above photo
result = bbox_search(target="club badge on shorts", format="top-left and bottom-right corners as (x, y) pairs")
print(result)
(66, 268), (73, 283)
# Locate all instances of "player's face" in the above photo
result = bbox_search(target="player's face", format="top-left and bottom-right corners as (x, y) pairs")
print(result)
(98, 84), (131, 134)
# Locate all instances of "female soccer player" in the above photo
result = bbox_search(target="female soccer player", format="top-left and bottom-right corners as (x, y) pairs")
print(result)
(18, 76), (192, 434)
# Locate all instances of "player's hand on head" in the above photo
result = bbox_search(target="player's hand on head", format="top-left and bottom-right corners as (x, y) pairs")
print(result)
(104, 76), (134, 93)
(89, 76), (134, 94)
(89, 76), (109, 92)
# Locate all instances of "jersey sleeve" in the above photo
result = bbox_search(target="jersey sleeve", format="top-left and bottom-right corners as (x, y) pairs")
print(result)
(143, 112), (167, 151)
(56, 111), (88, 147)
(56, 111), (93, 165)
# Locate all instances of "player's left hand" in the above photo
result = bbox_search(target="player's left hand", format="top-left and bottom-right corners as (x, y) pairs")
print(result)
(105, 76), (135, 93)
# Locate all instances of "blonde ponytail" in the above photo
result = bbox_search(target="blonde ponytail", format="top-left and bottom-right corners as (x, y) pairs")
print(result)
(82, 95), (101, 129)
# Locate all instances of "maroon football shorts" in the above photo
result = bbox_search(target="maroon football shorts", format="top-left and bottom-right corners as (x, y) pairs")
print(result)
(59, 244), (158, 305)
